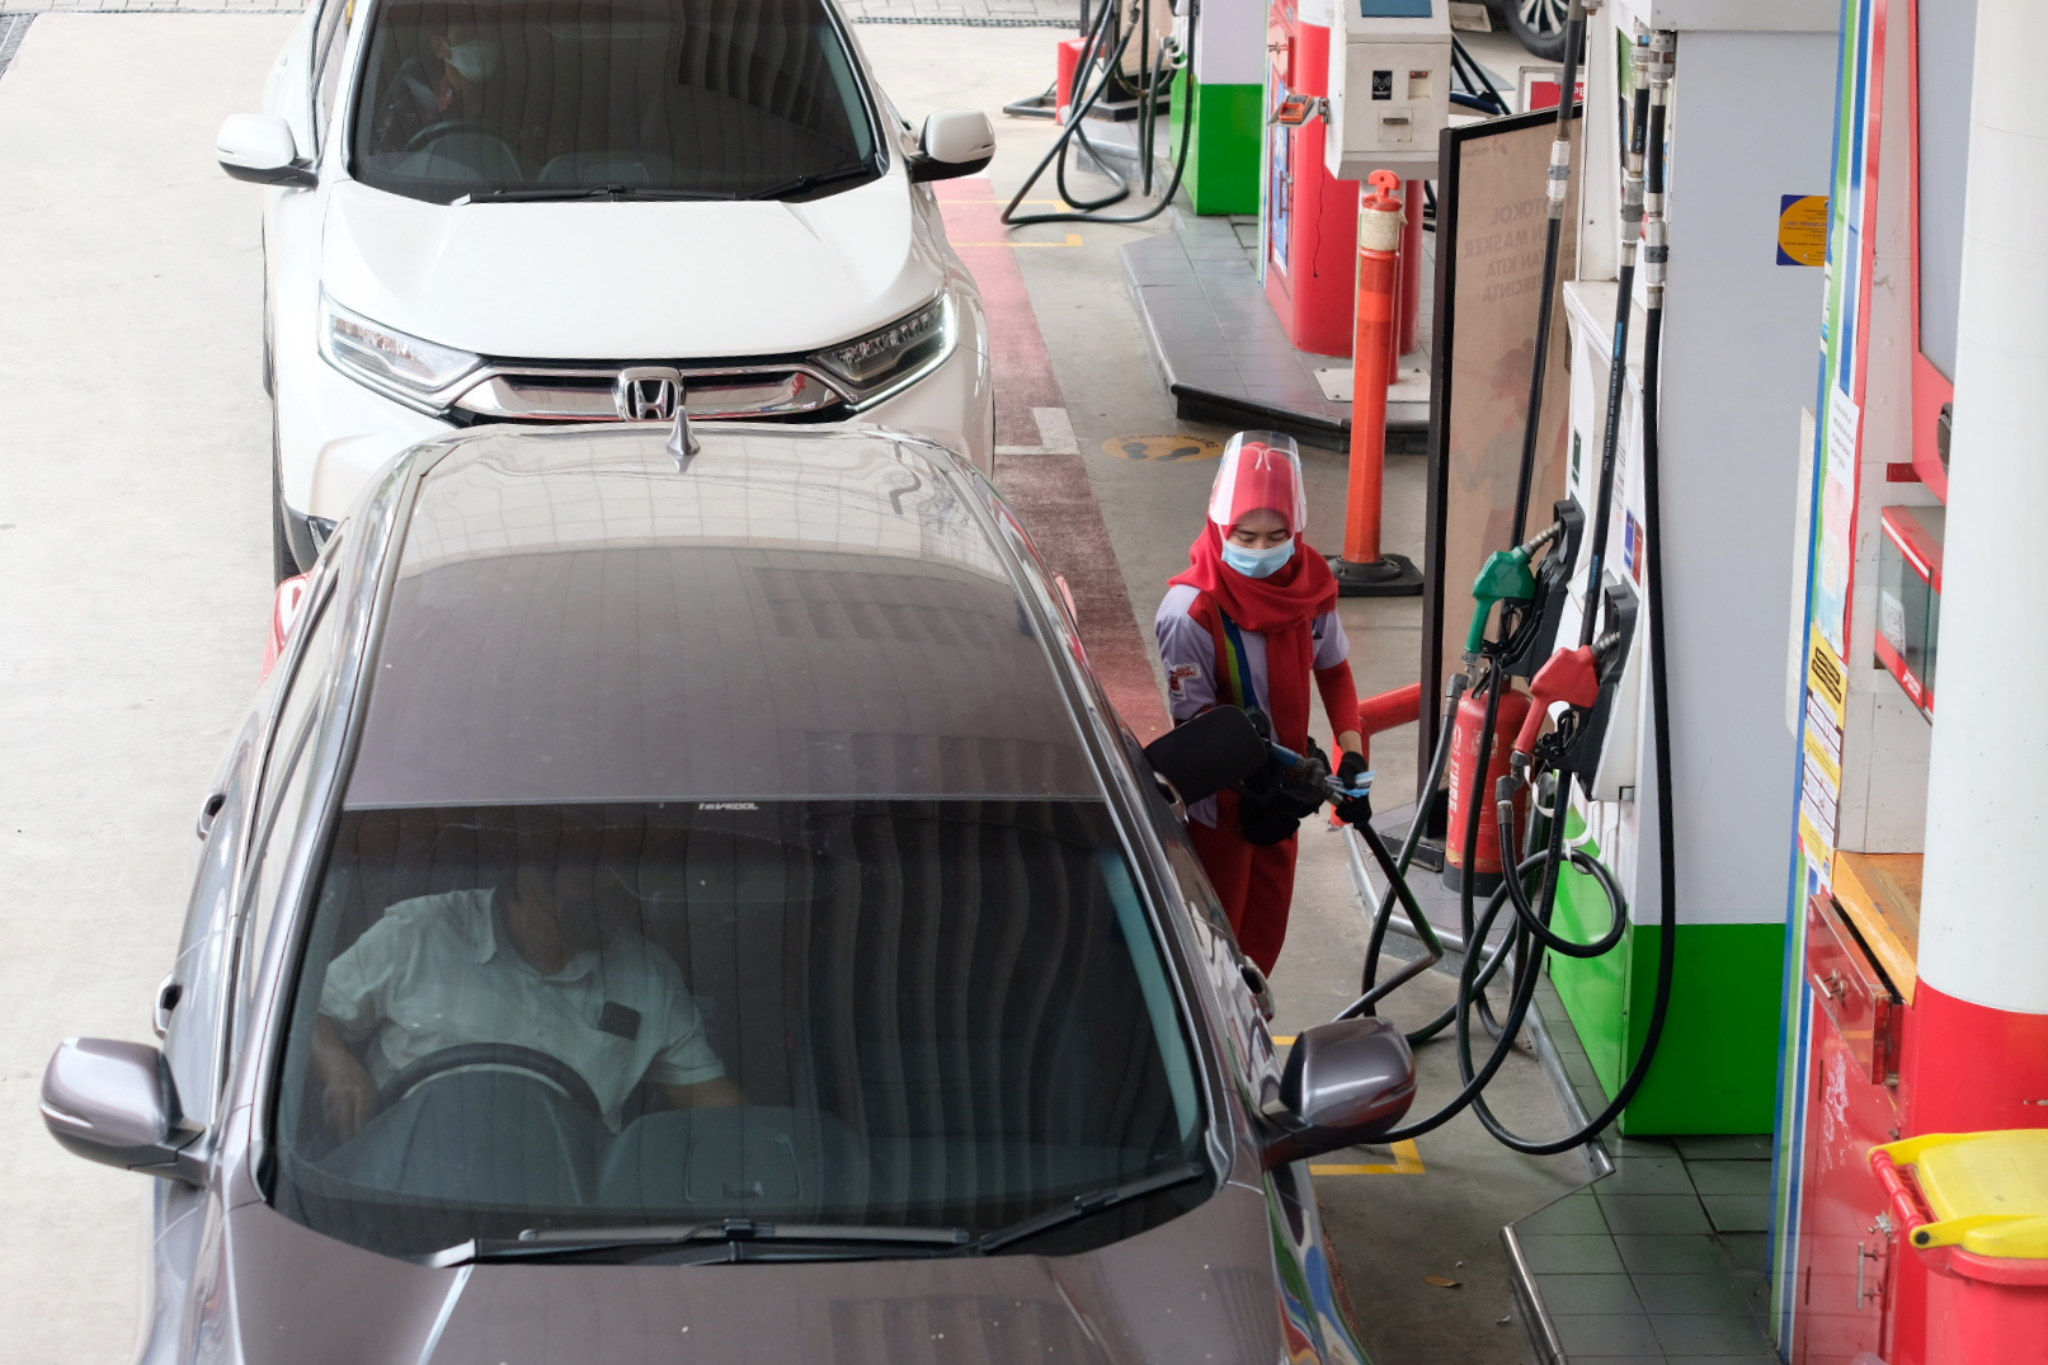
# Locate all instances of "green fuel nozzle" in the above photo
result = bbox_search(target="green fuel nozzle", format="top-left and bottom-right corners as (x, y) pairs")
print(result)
(1465, 545), (1541, 654)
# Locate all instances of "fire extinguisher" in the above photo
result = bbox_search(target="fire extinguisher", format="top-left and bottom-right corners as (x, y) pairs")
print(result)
(1443, 682), (1531, 893)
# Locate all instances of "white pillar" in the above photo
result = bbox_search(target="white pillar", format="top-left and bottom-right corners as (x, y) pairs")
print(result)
(1915, 0), (2048, 1015)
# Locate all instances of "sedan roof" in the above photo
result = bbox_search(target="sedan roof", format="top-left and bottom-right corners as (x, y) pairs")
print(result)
(343, 426), (1102, 807)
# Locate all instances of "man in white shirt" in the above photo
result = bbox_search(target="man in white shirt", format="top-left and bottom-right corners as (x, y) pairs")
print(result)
(311, 837), (742, 1138)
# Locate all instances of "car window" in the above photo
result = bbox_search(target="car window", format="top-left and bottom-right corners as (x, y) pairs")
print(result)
(268, 798), (1207, 1258)
(347, 0), (881, 205)
(312, 0), (359, 145)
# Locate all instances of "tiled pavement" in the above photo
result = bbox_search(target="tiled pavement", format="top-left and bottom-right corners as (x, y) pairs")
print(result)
(1506, 990), (1780, 1364)
(0, 0), (1082, 18)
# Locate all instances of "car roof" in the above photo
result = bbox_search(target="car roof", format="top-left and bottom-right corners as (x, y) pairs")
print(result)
(342, 424), (1105, 808)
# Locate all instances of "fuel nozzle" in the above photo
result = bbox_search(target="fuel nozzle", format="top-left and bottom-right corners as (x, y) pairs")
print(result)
(1465, 547), (1540, 655)
(1508, 629), (1630, 779)
(1466, 501), (1585, 667)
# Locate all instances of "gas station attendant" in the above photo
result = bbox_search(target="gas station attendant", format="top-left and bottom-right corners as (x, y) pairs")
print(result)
(1155, 434), (1370, 973)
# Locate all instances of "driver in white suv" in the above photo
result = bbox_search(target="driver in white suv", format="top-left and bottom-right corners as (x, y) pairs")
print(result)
(366, 19), (499, 150)
(310, 820), (743, 1138)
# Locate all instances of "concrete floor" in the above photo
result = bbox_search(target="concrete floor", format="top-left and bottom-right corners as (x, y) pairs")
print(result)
(2, 14), (1583, 1363)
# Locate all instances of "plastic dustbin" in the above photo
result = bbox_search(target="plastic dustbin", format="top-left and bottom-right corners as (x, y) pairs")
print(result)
(1871, 1130), (2048, 1365)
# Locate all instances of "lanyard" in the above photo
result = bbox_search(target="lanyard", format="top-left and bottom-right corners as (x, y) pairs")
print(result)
(1217, 610), (1263, 714)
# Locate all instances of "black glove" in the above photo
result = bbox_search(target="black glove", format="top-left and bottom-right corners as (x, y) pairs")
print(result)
(1236, 788), (1304, 845)
(1276, 737), (1335, 813)
(1237, 737), (1330, 845)
(1332, 751), (1373, 827)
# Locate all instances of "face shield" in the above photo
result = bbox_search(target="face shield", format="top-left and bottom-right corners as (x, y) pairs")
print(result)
(1205, 431), (1308, 536)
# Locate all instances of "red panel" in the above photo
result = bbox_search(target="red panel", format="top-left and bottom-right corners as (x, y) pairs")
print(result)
(1909, 355), (1951, 501)
(1808, 896), (1903, 1086)
(1263, 12), (1358, 359)
(1904, 0), (1952, 502)
(1901, 981), (2048, 1136)
(1795, 998), (1904, 1365)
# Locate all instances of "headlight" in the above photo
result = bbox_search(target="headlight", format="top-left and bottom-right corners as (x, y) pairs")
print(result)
(318, 294), (481, 410)
(813, 295), (954, 401)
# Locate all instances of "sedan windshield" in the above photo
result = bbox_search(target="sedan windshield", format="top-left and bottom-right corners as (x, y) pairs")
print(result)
(270, 799), (1207, 1259)
(349, 0), (882, 204)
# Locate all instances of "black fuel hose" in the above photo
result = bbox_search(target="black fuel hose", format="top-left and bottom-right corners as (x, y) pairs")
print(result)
(1506, 0), (1588, 546)
(1344, 13), (1689, 1157)
(1450, 47), (1679, 1159)
(1002, 0), (1198, 229)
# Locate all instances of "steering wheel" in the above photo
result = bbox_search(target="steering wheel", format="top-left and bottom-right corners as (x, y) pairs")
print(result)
(402, 116), (518, 160)
(375, 1042), (603, 1120)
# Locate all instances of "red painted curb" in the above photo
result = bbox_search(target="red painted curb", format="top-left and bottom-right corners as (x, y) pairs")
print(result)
(938, 182), (1170, 741)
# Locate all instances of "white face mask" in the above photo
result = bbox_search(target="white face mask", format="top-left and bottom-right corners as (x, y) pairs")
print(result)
(445, 40), (498, 82)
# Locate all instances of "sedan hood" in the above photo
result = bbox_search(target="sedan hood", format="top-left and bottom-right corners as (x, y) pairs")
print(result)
(320, 173), (943, 360)
(220, 1184), (1291, 1364)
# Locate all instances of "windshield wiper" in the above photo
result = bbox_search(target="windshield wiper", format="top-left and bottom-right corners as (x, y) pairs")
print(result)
(746, 164), (880, 202)
(971, 1162), (1210, 1255)
(453, 184), (740, 205)
(424, 1217), (973, 1266)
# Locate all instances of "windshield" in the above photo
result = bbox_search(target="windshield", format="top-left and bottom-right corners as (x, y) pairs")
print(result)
(270, 799), (1207, 1259)
(348, 0), (882, 204)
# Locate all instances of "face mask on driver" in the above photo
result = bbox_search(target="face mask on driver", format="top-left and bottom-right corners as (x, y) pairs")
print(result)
(1221, 537), (1297, 579)
(445, 39), (499, 82)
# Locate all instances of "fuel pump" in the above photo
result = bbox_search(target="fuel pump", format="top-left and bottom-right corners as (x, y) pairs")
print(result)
(1331, 4), (1692, 1159)
(1003, 0), (1199, 229)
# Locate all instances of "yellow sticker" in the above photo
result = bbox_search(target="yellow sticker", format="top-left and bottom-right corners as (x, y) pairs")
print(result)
(1105, 434), (1225, 462)
(1778, 194), (1829, 267)
(1799, 636), (1849, 879)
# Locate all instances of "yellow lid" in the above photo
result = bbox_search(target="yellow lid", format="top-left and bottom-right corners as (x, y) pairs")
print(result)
(1875, 1130), (2048, 1259)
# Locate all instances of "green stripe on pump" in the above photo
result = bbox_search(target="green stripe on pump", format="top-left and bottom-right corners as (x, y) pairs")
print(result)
(1173, 70), (1264, 216)
(1547, 828), (1786, 1136)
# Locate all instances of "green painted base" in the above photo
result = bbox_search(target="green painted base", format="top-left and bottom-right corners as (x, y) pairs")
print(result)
(1171, 70), (1263, 217)
(1547, 834), (1786, 1136)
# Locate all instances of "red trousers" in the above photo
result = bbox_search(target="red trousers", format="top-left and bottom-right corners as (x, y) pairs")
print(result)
(1188, 790), (1299, 975)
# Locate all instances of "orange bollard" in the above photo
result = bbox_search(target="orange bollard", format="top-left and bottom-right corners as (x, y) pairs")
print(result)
(1329, 170), (1424, 598)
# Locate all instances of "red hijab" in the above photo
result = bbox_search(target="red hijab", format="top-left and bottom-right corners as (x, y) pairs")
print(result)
(1170, 460), (1336, 750)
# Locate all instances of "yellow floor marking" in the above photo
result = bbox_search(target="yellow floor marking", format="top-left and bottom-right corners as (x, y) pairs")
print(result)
(1311, 1141), (1427, 1177)
(950, 234), (1084, 248)
(1274, 1035), (1297, 1045)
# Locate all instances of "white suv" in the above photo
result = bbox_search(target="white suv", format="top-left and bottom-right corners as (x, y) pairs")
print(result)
(218, 0), (997, 577)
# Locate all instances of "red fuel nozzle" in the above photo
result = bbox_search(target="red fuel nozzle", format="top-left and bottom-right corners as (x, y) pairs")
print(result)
(1514, 646), (1603, 760)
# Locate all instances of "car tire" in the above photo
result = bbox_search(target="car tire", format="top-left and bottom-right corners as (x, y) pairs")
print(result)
(1495, 0), (1570, 62)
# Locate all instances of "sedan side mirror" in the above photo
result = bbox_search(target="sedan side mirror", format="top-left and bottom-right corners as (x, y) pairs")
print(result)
(216, 114), (315, 187)
(910, 111), (996, 183)
(40, 1039), (202, 1183)
(1259, 1017), (1415, 1169)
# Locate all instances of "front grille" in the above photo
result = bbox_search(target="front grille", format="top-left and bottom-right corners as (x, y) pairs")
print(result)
(448, 362), (852, 424)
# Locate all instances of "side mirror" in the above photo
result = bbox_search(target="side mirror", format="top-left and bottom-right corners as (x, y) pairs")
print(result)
(910, 111), (996, 183)
(216, 114), (315, 187)
(1259, 1017), (1415, 1169)
(40, 1039), (202, 1183)
(1142, 706), (1270, 806)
